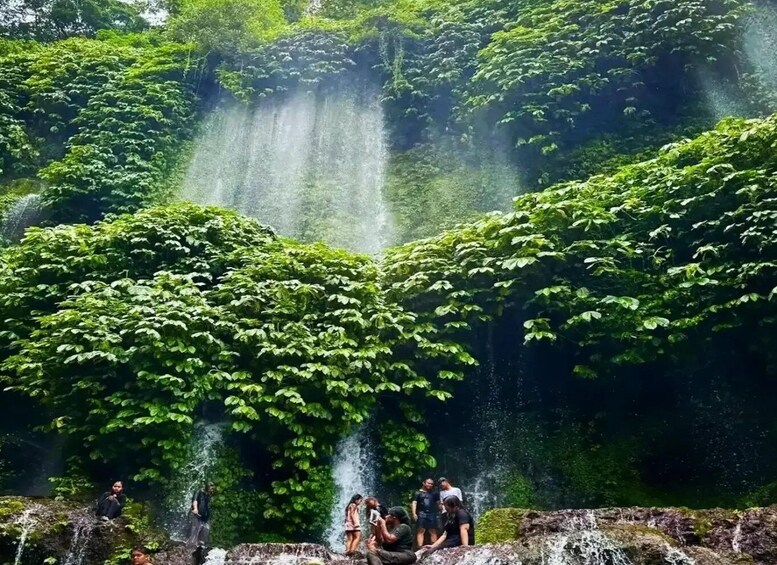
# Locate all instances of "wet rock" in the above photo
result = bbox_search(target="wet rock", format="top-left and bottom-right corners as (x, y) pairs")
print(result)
(155, 543), (360, 565)
(481, 505), (777, 564)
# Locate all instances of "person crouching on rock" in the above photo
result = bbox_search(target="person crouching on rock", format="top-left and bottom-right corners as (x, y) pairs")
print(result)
(422, 496), (474, 554)
(96, 480), (127, 521)
(366, 506), (416, 565)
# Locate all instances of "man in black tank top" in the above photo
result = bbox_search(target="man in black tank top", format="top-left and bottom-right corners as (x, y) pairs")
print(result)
(410, 478), (439, 546)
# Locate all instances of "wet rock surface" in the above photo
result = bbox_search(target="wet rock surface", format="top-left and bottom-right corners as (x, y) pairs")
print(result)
(2, 498), (777, 564)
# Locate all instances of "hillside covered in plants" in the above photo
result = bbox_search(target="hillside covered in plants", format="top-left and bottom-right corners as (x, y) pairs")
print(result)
(0, 0), (776, 550)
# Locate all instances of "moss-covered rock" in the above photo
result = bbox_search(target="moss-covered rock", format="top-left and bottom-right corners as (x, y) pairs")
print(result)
(477, 508), (530, 544)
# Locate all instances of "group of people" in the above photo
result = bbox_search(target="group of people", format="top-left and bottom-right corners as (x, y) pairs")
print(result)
(95, 476), (473, 565)
(344, 477), (475, 564)
(94, 479), (216, 563)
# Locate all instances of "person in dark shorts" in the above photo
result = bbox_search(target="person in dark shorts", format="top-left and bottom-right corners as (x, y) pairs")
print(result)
(422, 496), (474, 554)
(410, 478), (439, 546)
(365, 506), (417, 565)
(188, 482), (215, 548)
(96, 480), (127, 521)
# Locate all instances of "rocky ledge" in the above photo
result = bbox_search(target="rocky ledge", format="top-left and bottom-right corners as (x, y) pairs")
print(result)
(2, 497), (776, 564)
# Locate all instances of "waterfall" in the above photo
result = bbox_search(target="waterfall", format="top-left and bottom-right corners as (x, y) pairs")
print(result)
(166, 422), (225, 539)
(203, 547), (228, 565)
(181, 89), (394, 255)
(13, 506), (40, 565)
(324, 427), (377, 551)
(63, 511), (97, 565)
(462, 331), (511, 520)
(0, 193), (42, 243)
(541, 511), (632, 565)
(732, 519), (742, 553)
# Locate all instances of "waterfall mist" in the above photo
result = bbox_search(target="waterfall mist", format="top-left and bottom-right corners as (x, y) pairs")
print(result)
(744, 3), (777, 95)
(181, 89), (394, 255)
(0, 194), (43, 243)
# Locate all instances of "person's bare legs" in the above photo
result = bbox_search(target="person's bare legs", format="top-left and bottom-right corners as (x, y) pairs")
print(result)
(353, 530), (362, 552)
(345, 531), (353, 554)
(429, 528), (438, 543)
(416, 527), (426, 548)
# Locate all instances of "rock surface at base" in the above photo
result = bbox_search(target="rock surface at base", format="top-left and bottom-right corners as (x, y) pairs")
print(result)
(2, 498), (777, 564)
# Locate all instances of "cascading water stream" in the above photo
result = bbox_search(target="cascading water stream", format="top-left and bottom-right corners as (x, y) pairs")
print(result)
(13, 505), (40, 565)
(541, 511), (632, 565)
(0, 193), (43, 243)
(324, 427), (378, 551)
(181, 89), (394, 255)
(732, 518), (743, 553)
(166, 422), (225, 539)
(203, 547), (228, 565)
(63, 511), (97, 565)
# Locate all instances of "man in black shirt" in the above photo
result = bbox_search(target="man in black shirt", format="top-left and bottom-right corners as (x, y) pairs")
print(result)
(366, 507), (417, 565)
(187, 483), (215, 548)
(410, 478), (439, 547)
(96, 481), (127, 521)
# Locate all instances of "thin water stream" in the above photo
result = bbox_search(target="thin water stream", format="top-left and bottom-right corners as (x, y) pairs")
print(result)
(13, 506), (39, 565)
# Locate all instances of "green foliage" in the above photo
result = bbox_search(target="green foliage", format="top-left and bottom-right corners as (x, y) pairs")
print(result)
(469, 0), (750, 178)
(503, 473), (535, 508)
(0, 0), (148, 41)
(0, 202), (468, 535)
(48, 460), (94, 502)
(167, 0), (287, 54)
(384, 114), (777, 380)
(385, 144), (521, 243)
(39, 41), (201, 222)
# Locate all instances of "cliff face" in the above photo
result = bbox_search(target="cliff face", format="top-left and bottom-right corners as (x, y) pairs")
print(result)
(2, 497), (776, 564)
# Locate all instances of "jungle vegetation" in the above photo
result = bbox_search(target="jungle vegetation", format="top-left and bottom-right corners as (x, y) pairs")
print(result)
(0, 0), (775, 545)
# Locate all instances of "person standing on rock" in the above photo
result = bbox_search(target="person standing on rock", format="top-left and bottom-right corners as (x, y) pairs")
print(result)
(96, 480), (127, 521)
(366, 507), (417, 565)
(422, 496), (474, 554)
(345, 494), (363, 555)
(437, 477), (464, 526)
(188, 482), (215, 548)
(411, 478), (439, 547)
(437, 478), (463, 504)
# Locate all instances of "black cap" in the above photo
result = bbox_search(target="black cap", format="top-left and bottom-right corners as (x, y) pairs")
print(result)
(438, 477), (448, 483)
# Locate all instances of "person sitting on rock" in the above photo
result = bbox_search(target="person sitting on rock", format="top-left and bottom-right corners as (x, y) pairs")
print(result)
(366, 506), (416, 565)
(422, 496), (474, 554)
(130, 546), (153, 565)
(96, 480), (127, 521)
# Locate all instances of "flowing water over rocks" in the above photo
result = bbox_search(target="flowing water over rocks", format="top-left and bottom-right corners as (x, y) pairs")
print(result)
(12, 504), (40, 565)
(181, 89), (394, 255)
(62, 509), (99, 565)
(1, 498), (775, 565)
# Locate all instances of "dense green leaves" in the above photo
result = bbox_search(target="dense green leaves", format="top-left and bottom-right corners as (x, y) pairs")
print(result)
(384, 114), (777, 378)
(0, 203), (469, 533)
